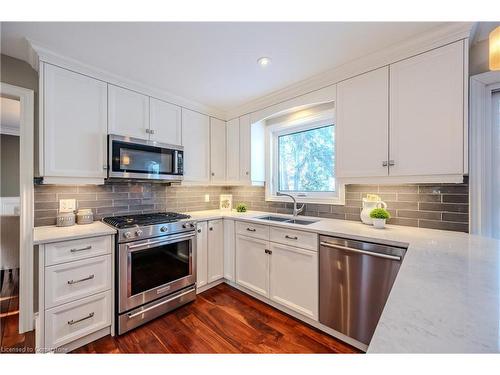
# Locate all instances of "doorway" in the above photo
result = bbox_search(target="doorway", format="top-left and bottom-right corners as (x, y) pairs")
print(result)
(0, 83), (34, 347)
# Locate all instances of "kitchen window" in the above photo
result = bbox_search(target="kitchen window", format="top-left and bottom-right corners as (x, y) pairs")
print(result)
(266, 106), (343, 204)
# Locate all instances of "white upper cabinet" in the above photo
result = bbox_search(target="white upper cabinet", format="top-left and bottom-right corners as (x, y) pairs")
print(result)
(336, 67), (389, 178)
(210, 118), (226, 183)
(389, 40), (464, 176)
(181, 108), (210, 183)
(226, 118), (240, 184)
(42, 63), (107, 182)
(149, 98), (182, 145)
(108, 85), (149, 139)
(239, 114), (252, 183)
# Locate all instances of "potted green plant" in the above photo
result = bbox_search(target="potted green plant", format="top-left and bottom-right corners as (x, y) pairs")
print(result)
(369, 208), (390, 229)
(236, 203), (248, 213)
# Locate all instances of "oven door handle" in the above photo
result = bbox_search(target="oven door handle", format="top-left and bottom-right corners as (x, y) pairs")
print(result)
(126, 233), (195, 252)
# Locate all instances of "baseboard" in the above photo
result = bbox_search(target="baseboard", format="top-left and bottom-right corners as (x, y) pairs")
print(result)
(196, 278), (225, 294)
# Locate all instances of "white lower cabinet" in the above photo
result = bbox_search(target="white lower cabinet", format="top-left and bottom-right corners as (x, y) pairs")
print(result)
(223, 219), (235, 281)
(196, 221), (208, 289)
(235, 222), (319, 321)
(269, 243), (318, 319)
(235, 235), (269, 297)
(207, 219), (224, 283)
(196, 219), (224, 290)
(45, 291), (111, 350)
(38, 234), (114, 352)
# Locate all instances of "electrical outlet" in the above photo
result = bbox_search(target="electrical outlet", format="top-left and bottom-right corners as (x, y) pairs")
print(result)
(59, 199), (76, 213)
(204, 194), (210, 203)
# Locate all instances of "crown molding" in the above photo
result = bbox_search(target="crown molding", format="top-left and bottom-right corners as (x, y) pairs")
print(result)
(226, 22), (473, 120)
(26, 38), (227, 121)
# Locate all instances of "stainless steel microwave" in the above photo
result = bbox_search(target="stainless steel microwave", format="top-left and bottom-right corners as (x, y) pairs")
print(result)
(108, 135), (183, 182)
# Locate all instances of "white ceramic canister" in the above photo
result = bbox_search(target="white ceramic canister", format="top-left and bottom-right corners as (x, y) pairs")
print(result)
(360, 199), (387, 225)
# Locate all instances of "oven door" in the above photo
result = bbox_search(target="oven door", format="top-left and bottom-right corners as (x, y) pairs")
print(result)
(108, 134), (183, 181)
(118, 231), (196, 313)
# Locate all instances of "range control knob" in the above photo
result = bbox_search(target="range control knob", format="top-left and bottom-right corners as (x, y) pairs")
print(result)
(123, 231), (133, 239)
(160, 226), (168, 232)
(190, 223), (195, 228)
(135, 229), (143, 237)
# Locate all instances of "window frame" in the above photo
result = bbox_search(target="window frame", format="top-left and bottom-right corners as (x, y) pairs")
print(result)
(265, 109), (344, 205)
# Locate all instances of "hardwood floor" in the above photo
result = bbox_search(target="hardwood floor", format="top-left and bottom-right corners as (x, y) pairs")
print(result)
(0, 269), (35, 354)
(73, 283), (360, 354)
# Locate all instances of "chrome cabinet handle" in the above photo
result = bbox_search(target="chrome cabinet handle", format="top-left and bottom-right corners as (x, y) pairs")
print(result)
(388, 160), (395, 166)
(67, 274), (95, 285)
(211, 172), (215, 176)
(102, 165), (108, 170)
(382, 161), (388, 167)
(197, 228), (202, 233)
(265, 249), (272, 255)
(246, 171), (249, 175)
(150, 129), (155, 134)
(209, 227), (213, 231)
(67, 312), (94, 325)
(320, 241), (402, 261)
(70, 246), (92, 253)
(246, 228), (256, 232)
(285, 235), (298, 240)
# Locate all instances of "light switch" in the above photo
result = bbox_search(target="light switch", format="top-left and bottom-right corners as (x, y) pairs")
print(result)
(59, 199), (76, 213)
(204, 194), (210, 203)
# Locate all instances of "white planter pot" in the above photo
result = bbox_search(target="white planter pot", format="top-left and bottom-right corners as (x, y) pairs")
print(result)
(360, 199), (387, 225)
(372, 218), (386, 229)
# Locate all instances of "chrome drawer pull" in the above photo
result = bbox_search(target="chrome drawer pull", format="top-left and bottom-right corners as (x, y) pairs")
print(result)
(67, 312), (94, 325)
(246, 227), (256, 232)
(70, 246), (92, 253)
(320, 241), (402, 261)
(285, 235), (298, 240)
(67, 274), (95, 285)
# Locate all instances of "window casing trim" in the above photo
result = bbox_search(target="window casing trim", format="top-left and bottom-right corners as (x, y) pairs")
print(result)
(265, 109), (345, 205)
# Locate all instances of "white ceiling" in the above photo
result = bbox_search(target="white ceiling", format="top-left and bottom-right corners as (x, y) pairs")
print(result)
(1, 22), (447, 113)
(0, 97), (20, 130)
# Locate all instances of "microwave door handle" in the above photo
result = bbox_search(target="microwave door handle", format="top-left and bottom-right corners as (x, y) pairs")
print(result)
(174, 150), (178, 174)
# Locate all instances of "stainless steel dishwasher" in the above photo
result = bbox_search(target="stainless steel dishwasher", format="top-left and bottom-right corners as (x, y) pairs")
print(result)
(319, 235), (407, 345)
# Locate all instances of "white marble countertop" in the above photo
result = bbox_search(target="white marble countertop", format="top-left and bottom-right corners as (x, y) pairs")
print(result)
(33, 221), (116, 245)
(185, 209), (500, 353)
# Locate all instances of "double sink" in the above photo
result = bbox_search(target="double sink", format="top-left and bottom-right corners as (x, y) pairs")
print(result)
(256, 215), (319, 226)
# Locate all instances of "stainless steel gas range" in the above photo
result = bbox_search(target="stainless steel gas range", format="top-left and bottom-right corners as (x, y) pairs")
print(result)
(102, 212), (197, 335)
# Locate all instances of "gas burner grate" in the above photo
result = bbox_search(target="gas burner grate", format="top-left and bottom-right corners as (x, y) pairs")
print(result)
(102, 212), (191, 229)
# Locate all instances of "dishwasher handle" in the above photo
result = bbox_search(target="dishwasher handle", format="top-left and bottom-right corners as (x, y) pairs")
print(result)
(320, 241), (402, 261)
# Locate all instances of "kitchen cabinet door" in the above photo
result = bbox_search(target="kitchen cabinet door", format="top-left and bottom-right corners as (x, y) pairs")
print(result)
(196, 221), (208, 290)
(42, 63), (107, 180)
(108, 85), (150, 139)
(226, 118), (240, 184)
(223, 219), (235, 281)
(181, 108), (210, 183)
(389, 40), (464, 176)
(150, 98), (182, 145)
(336, 66), (389, 178)
(269, 243), (318, 320)
(239, 114), (252, 183)
(207, 219), (224, 283)
(235, 235), (269, 297)
(210, 118), (226, 183)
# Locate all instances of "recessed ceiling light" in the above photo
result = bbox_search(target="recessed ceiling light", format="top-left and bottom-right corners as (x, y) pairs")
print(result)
(257, 57), (271, 67)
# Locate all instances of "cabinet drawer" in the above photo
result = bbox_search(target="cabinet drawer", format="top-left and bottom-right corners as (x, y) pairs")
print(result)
(45, 255), (112, 309)
(270, 226), (318, 251)
(44, 291), (111, 350)
(235, 221), (270, 241)
(45, 236), (112, 266)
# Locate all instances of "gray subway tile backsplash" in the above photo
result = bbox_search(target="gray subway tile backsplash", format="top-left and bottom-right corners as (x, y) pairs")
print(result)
(34, 179), (469, 233)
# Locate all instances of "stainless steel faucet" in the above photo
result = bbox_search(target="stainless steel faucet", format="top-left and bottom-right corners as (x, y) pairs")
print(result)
(277, 192), (305, 217)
